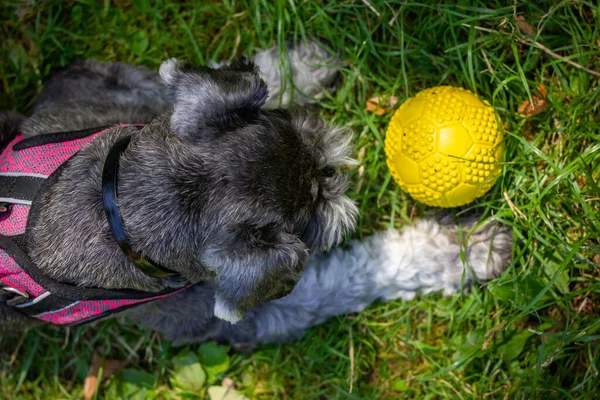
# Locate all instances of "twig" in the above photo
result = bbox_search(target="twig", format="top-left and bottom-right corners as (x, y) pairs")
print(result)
(384, 2), (399, 27)
(366, 326), (386, 347)
(348, 328), (355, 393)
(361, 0), (381, 17)
(517, 37), (600, 77)
(481, 49), (494, 74)
(8, 330), (28, 366)
(503, 191), (527, 220)
(462, 23), (600, 77)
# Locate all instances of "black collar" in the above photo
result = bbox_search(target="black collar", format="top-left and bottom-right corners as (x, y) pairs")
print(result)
(101, 135), (180, 279)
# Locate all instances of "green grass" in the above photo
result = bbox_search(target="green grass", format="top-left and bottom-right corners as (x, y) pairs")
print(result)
(1, 0), (599, 398)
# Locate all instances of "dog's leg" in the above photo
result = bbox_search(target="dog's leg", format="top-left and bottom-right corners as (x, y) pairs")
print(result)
(242, 218), (512, 344)
(253, 40), (341, 109)
(21, 60), (170, 137)
(124, 283), (258, 347)
(131, 218), (511, 347)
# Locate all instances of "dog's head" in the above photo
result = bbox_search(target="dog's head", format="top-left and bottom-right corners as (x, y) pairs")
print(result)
(159, 58), (357, 322)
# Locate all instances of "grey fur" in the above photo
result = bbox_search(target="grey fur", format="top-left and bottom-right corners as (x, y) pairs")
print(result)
(1, 41), (513, 348)
(253, 41), (342, 109)
(0, 41), (357, 334)
(128, 216), (513, 347)
(254, 217), (513, 343)
(21, 59), (170, 137)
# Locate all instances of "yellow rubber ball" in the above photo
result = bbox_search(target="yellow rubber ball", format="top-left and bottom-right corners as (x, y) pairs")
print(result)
(384, 86), (504, 208)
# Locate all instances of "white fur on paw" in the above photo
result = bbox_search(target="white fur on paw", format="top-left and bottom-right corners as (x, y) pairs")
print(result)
(159, 58), (182, 84)
(214, 297), (242, 324)
(254, 40), (341, 109)
(467, 223), (513, 282)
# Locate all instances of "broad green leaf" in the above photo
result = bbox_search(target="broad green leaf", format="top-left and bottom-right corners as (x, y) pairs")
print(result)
(130, 31), (149, 55)
(459, 328), (486, 353)
(452, 328), (487, 364)
(119, 369), (155, 400)
(542, 251), (570, 294)
(71, 5), (83, 23)
(198, 342), (230, 382)
(132, 0), (152, 14)
(392, 380), (408, 391)
(120, 368), (155, 389)
(497, 330), (534, 361)
(489, 275), (547, 304)
(539, 336), (564, 367)
(171, 351), (206, 392)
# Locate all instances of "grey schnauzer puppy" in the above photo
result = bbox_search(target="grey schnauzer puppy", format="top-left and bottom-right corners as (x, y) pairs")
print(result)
(0, 42), (357, 335)
(1, 42), (512, 348)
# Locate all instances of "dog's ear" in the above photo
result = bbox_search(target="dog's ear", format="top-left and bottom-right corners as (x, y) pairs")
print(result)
(159, 58), (268, 136)
(201, 222), (308, 323)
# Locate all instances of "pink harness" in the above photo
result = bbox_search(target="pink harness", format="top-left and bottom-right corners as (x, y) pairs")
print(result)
(0, 126), (188, 325)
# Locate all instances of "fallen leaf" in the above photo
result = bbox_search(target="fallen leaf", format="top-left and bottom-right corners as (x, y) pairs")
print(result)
(365, 95), (399, 115)
(515, 15), (536, 36)
(208, 386), (249, 400)
(518, 97), (547, 117)
(539, 83), (547, 98)
(171, 351), (207, 392)
(518, 84), (548, 118)
(83, 354), (129, 399)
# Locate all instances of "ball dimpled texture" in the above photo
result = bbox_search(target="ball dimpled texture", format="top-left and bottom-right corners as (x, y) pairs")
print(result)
(384, 86), (504, 207)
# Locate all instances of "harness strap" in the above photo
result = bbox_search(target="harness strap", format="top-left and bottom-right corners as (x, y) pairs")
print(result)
(0, 175), (47, 205)
(102, 135), (180, 279)
(0, 233), (191, 325)
(0, 125), (192, 325)
(9, 291), (75, 314)
(12, 126), (111, 151)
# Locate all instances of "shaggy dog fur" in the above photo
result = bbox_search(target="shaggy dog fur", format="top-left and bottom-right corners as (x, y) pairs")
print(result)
(133, 215), (512, 348)
(0, 42), (357, 335)
(0, 42), (513, 348)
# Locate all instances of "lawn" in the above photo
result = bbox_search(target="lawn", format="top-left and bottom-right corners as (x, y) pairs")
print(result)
(1, 0), (599, 399)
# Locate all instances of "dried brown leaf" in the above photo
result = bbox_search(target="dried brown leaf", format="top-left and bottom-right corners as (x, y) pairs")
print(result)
(518, 97), (548, 117)
(365, 95), (399, 115)
(518, 84), (548, 118)
(83, 354), (129, 399)
(539, 83), (547, 99)
(515, 15), (536, 36)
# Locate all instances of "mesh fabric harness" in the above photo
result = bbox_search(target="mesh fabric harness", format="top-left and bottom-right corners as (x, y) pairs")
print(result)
(0, 125), (189, 326)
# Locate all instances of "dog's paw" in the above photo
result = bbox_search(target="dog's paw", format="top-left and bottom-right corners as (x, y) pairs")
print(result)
(254, 40), (342, 109)
(465, 221), (513, 282)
